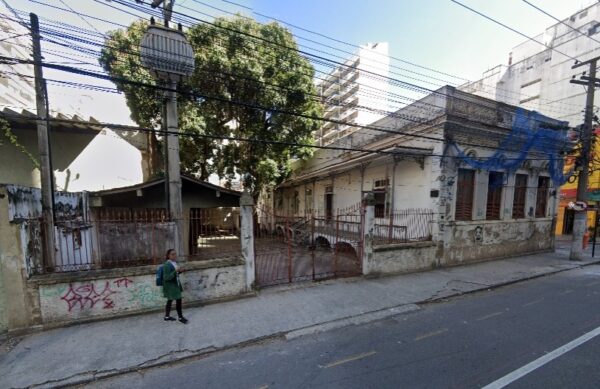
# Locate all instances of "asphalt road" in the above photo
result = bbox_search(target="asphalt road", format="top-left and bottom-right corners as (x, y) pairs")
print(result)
(91, 265), (600, 389)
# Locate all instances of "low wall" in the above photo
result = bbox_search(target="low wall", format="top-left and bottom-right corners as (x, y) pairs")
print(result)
(441, 219), (554, 265)
(30, 258), (247, 325)
(367, 242), (437, 276)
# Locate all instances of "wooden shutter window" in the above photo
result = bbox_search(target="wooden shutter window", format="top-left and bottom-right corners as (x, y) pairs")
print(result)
(486, 172), (503, 220)
(456, 169), (475, 221)
(536, 176), (550, 218)
(512, 174), (528, 219)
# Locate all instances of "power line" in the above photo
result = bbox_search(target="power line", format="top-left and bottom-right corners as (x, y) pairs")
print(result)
(178, 0), (588, 113)
(79, 0), (580, 131)
(0, 56), (576, 167)
(57, 0), (103, 35)
(18, 15), (580, 147)
(18, 3), (584, 116)
(449, 0), (577, 61)
(0, 10), (577, 154)
(0, 13), (579, 157)
(112, 0), (584, 119)
(218, 0), (469, 83)
(521, 0), (600, 47)
(0, 112), (573, 162)
(186, 0), (461, 87)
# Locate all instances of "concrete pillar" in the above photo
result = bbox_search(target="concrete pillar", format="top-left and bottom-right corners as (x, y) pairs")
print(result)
(240, 192), (255, 291)
(362, 193), (375, 276)
(473, 170), (488, 221)
(503, 172), (516, 220)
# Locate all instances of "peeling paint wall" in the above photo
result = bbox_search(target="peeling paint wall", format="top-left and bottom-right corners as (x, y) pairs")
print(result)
(37, 263), (246, 324)
(0, 217), (6, 333)
(369, 243), (437, 275)
(0, 186), (35, 333)
(442, 219), (553, 265)
(6, 185), (84, 222)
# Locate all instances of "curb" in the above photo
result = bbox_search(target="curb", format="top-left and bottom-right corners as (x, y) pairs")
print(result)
(23, 260), (600, 389)
(421, 259), (600, 304)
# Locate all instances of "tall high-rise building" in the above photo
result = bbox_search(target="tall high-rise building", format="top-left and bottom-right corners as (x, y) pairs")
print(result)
(459, 3), (600, 125)
(0, 4), (35, 111)
(316, 42), (390, 145)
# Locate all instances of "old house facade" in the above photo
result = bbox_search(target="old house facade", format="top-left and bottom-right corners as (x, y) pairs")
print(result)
(271, 86), (567, 273)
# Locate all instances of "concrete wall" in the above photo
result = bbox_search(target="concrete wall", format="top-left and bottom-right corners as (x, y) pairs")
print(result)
(368, 242), (437, 275)
(0, 186), (37, 333)
(32, 259), (246, 325)
(441, 219), (553, 265)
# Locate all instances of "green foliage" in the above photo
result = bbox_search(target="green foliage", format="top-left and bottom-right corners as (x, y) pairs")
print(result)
(0, 117), (39, 168)
(99, 16), (323, 196)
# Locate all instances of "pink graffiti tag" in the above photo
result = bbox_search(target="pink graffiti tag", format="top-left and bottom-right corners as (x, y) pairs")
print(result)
(61, 282), (119, 312)
(113, 277), (134, 288)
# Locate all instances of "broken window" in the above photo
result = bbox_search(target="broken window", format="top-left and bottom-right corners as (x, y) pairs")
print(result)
(374, 190), (387, 218)
(536, 176), (550, 218)
(373, 178), (390, 218)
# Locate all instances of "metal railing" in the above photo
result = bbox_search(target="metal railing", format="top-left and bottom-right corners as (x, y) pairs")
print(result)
(26, 207), (242, 274)
(373, 208), (434, 245)
(188, 207), (241, 260)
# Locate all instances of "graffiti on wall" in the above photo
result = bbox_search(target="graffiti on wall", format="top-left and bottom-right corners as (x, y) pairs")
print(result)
(39, 266), (245, 323)
(127, 283), (163, 308)
(60, 277), (134, 312)
(192, 271), (230, 290)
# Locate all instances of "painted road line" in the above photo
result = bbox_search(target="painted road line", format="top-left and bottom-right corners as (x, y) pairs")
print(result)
(558, 289), (574, 295)
(522, 298), (544, 307)
(322, 351), (377, 369)
(476, 311), (503, 321)
(414, 328), (449, 341)
(585, 281), (600, 287)
(482, 325), (600, 389)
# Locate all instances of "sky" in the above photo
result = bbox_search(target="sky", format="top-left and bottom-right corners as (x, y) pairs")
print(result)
(4, 0), (597, 125)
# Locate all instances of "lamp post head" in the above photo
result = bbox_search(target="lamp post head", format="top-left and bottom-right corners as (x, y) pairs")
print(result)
(140, 24), (194, 82)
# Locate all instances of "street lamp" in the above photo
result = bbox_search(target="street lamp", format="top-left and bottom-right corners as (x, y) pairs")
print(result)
(140, 4), (194, 259)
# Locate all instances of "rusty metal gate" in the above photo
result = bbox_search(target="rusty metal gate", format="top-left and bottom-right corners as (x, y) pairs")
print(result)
(254, 204), (364, 288)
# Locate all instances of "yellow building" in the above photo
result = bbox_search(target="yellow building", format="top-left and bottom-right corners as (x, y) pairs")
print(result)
(555, 129), (600, 235)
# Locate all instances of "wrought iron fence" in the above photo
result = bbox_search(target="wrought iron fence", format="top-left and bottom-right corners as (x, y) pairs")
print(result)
(373, 208), (434, 245)
(188, 207), (241, 260)
(26, 207), (242, 274)
(254, 205), (364, 287)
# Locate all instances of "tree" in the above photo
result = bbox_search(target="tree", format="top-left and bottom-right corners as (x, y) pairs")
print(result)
(99, 16), (323, 197)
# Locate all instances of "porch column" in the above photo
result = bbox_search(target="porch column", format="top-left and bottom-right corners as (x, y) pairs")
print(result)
(240, 192), (255, 291)
(362, 192), (375, 276)
(360, 164), (367, 202)
(390, 157), (398, 211)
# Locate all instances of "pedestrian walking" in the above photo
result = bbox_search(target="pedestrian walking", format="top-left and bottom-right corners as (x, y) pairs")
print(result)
(162, 249), (188, 323)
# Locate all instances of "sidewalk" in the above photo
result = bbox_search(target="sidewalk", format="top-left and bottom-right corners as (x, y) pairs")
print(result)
(1, 245), (599, 388)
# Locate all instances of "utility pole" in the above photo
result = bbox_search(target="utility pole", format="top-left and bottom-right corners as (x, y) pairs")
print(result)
(30, 13), (55, 270)
(165, 80), (184, 257)
(569, 56), (600, 260)
(140, 11), (194, 259)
